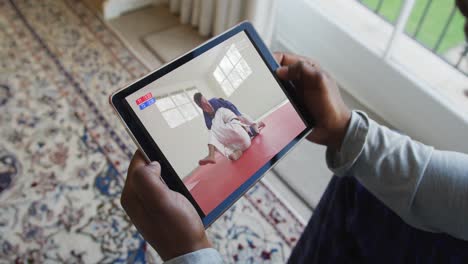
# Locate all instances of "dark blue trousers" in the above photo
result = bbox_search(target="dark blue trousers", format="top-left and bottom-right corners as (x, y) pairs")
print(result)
(288, 176), (468, 264)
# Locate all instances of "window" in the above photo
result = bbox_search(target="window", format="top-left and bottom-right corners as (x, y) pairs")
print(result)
(213, 44), (252, 96)
(155, 88), (201, 128)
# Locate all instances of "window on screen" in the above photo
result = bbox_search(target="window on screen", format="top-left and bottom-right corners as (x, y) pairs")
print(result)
(155, 87), (201, 128)
(213, 44), (252, 96)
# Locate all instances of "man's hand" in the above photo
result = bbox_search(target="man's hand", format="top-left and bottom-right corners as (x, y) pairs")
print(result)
(274, 52), (351, 151)
(121, 151), (211, 261)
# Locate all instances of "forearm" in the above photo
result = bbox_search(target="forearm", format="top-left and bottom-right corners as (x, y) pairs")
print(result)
(412, 149), (468, 240)
(238, 114), (255, 126)
(327, 111), (468, 240)
(328, 111), (434, 224)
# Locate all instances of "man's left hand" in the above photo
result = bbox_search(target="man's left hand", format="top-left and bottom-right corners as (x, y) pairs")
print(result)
(121, 151), (211, 261)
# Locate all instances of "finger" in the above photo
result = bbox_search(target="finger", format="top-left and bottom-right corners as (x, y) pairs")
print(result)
(120, 181), (164, 252)
(275, 52), (302, 66)
(121, 151), (150, 213)
(273, 52), (283, 64)
(276, 65), (289, 80)
(121, 173), (133, 213)
(130, 161), (170, 208)
(277, 52), (316, 66)
(275, 53), (323, 70)
(121, 151), (146, 212)
(128, 150), (147, 176)
(121, 176), (143, 219)
(277, 61), (320, 81)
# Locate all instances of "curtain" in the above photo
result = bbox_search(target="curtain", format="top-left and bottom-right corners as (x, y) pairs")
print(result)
(168, 0), (277, 46)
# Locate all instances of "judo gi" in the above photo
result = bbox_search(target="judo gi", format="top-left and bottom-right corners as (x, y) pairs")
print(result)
(208, 107), (251, 158)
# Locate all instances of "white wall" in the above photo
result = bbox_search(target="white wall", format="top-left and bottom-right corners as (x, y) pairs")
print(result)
(206, 32), (287, 120)
(275, 0), (468, 153)
(227, 41), (286, 120)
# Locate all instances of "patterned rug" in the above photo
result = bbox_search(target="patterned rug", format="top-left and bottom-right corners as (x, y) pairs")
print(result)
(0, 0), (305, 262)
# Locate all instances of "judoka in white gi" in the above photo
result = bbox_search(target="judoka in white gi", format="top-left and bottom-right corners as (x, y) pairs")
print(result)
(193, 92), (265, 165)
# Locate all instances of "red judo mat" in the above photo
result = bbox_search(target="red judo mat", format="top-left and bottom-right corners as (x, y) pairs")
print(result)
(183, 102), (307, 215)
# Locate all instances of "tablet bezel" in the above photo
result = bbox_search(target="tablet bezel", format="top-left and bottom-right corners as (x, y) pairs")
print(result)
(110, 21), (314, 227)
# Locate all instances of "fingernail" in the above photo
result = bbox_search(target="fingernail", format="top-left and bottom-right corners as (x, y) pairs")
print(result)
(277, 67), (288, 76)
(147, 161), (161, 172)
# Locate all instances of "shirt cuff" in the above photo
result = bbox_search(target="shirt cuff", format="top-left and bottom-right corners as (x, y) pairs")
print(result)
(326, 110), (369, 176)
(164, 248), (223, 264)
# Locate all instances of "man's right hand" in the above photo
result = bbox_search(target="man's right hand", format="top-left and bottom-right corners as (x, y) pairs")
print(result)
(274, 52), (351, 151)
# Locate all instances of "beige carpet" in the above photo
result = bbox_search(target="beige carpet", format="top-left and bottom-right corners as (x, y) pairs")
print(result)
(0, 0), (305, 262)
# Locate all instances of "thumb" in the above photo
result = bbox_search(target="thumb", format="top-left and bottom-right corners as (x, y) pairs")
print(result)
(276, 61), (321, 83)
(130, 161), (169, 206)
(277, 61), (306, 80)
(146, 161), (161, 175)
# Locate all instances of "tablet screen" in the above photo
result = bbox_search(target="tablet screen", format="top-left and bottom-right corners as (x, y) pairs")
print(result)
(125, 31), (306, 216)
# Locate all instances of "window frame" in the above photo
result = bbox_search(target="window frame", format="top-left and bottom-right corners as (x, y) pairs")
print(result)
(213, 44), (252, 96)
(156, 87), (201, 128)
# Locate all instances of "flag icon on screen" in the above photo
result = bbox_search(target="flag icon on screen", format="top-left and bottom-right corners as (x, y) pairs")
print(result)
(136, 92), (156, 110)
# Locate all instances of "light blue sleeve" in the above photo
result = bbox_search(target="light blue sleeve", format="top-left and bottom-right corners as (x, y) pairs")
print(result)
(164, 248), (223, 264)
(326, 111), (468, 241)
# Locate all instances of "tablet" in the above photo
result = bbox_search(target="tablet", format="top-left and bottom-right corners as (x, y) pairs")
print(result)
(110, 22), (314, 227)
